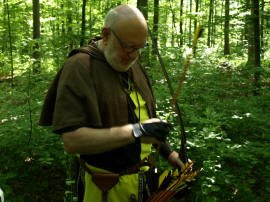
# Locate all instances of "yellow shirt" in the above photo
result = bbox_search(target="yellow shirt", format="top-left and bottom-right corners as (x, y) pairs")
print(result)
(82, 91), (151, 202)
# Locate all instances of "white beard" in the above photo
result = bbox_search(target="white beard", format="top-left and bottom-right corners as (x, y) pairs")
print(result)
(104, 38), (137, 72)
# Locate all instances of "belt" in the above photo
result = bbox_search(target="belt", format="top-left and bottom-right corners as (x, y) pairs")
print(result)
(78, 156), (155, 202)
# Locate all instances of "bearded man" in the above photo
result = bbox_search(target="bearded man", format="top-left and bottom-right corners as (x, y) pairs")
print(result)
(39, 4), (184, 202)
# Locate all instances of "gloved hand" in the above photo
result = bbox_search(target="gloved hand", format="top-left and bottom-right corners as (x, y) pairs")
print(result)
(132, 121), (172, 142)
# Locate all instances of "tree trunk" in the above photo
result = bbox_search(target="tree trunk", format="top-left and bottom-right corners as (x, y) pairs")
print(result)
(137, 0), (148, 18)
(179, 0), (184, 45)
(80, 0), (87, 46)
(169, 0), (176, 47)
(246, 0), (261, 95)
(171, 20), (175, 47)
(207, 0), (213, 47)
(56, 1), (60, 37)
(194, 0), (199, 33)
(5, 0), (14, 87)
(261, 0), (264, 58)
(184, 0), (189, 45)
(51, 8), (55, 34)
(252, 0), (261, 94)
(212, 0), (216, 45)
(89, 3), (92, 38)
(32, 0), (41, 73)
(160, 5), (168, 48)
(137, 0), (149, 65)
(224, 0), (230, 55)
(246, 0), (254, 66)
(67, 0), (73, 50)
(2, 0), (8, 52)
(189, 0), (192, 46)
(152, 0), (159, 55)
(61, 3), (65, 37)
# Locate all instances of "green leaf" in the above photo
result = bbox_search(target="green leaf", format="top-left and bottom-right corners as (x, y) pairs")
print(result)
(225, 178), (231, 184)
(211, 185), (221, 192)
(248, 179), (256, 184)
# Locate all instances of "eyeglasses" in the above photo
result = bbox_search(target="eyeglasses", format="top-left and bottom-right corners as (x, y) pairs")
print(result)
(110, 28), (148, 55)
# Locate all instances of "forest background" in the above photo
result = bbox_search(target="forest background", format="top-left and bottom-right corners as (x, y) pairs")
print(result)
(0, 0), (269, 201)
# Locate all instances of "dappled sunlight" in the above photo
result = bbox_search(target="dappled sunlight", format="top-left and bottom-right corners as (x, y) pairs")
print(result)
(232, 115), (243, 119)
(203, 131), (222, 140)
(1, 115), (24, 124)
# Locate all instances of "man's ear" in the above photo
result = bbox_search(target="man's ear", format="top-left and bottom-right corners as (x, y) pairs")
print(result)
(102, 27), (110, 45)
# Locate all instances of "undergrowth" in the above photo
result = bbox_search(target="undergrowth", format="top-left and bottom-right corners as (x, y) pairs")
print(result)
(150, 46), (270, 201)
(0, 45), (269, 201)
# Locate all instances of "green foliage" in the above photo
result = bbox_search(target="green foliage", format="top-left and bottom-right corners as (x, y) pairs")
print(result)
(149, 45), (270, 201)
(0, 0), (269, 201)
(0, 69), (67, 201)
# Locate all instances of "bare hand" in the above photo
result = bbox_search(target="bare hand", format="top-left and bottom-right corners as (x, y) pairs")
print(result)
(168, 151), (185, 169)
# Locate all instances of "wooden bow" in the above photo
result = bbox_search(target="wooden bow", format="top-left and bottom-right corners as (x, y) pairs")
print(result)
(148, 22), (203, 164)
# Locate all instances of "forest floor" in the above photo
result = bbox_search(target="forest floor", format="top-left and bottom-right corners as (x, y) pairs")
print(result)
(5, 165), (65, 202)
(0, 76), (69, 202)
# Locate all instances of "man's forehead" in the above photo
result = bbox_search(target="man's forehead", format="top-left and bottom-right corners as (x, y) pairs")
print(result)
(113, 19), (147, 46)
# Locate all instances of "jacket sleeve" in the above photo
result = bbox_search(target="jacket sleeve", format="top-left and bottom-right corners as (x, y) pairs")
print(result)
(52, 53), (102, 132)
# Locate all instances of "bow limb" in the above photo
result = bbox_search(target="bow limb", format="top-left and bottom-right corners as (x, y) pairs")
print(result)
(172, 22), (204, 107)
(148, 28), (188, 164)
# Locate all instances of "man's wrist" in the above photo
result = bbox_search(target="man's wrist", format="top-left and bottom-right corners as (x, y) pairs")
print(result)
(126, 124), (136, 143)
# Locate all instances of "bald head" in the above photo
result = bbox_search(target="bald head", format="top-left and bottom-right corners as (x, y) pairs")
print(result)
(100, 5), (148, 72)
(105, 5), (148, 34)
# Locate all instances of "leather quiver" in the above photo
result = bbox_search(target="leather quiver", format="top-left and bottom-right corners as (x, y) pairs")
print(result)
(91, 173), (120, 192)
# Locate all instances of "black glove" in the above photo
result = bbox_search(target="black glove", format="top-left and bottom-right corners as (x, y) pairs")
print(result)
(132, 121), (172, 142)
